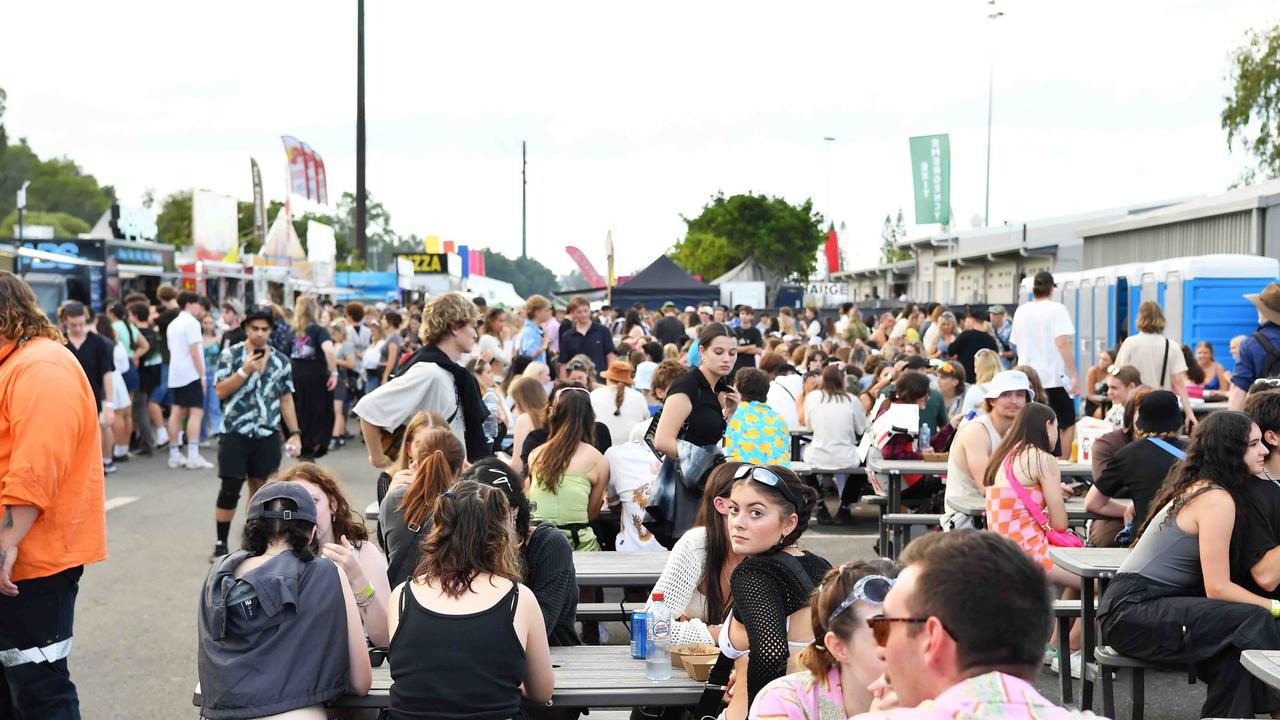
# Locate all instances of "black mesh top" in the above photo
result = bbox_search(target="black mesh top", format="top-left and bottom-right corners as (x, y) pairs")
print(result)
(730, 550), (832, 706)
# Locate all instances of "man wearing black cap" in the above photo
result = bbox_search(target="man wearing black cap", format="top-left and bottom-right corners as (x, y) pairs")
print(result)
(652, 301), (686, 348)
(209, 305), (302, 561)
(1011, 271), (1079, 454)
(1085, 390), (1185, 535)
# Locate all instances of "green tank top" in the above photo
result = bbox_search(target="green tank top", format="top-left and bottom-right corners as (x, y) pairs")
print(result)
(528, 463), (601, 551)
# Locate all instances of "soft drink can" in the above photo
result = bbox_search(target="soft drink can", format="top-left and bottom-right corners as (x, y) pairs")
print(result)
(630, 611), (648, 659)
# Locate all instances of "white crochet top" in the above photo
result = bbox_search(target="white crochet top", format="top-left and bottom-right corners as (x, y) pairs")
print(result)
(646, 526), (713, 645)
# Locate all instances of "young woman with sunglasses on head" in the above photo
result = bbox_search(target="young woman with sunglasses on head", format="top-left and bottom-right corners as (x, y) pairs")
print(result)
(748, 560), (901, 720)
(527, 387), (610, 551)
(714, 464), (829, 720)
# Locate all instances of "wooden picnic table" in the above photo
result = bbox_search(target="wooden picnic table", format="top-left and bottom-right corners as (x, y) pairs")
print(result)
(1050, 546), (1130, 712)
(1242, 650), (1280, 692)
(790, 428), (813, 462)
(574, 551), (669, 588)
(1192, 400), (1228, 417)
(195, 644), (705, 710)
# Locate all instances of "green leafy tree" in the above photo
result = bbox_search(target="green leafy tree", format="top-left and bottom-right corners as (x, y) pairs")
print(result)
(0, 209), (90, 238)
(880, 209), (912, 264)
(557, 269), (588, 292)
(483, 249), (559, 299)
(671, 192), (825, 304)
(155, 189), (193, 248)
(1223, 24), (1280, 184)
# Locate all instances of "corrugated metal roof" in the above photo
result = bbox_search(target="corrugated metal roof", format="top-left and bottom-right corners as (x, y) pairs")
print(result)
(1079, 179), (1280, 237)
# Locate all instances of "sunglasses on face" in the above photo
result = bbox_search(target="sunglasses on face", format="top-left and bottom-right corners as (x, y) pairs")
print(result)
(826, 574), (894, 626)
(866, 615), (929, 647)
(730, 464), (801, 510)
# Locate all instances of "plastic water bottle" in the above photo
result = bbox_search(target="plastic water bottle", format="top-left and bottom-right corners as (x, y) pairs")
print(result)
(646, 592), (673, 680)
(918, 422), (932, 452)
(482, 392), (500, 447)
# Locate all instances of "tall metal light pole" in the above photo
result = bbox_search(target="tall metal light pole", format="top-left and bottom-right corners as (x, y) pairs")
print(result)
(521, 140), (527, 259)
(984, 2), (1003, 227)
(355, 0), (368, 264)
(16, 181), (28, 242)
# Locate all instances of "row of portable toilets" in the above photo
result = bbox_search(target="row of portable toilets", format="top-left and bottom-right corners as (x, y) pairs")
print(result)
(1018, 254), (1280, 377)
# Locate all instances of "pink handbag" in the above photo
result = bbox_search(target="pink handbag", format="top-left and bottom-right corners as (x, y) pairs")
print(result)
(1002, 450), (1084, 548)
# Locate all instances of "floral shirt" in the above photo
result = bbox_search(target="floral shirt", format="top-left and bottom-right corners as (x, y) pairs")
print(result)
(851, 671), (1100, 720)
(725, 401), (791, 467)
(749, 667), (846, 720)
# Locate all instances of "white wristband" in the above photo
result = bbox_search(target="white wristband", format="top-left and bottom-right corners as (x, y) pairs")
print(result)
(236, 368), (249, 380)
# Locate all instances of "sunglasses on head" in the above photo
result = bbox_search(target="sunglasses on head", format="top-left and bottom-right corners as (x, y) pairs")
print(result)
(826, 574), (894, 626)
(567, 361), (590, 371)
(730, 464), (801, 510)
(555, 386), (589, 400)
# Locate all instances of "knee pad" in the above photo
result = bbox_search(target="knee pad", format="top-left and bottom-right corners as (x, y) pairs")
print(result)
(216, 477), (244, 510)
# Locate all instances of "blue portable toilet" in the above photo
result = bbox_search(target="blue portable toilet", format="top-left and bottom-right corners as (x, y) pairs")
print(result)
(1128, 255), (1279, 374)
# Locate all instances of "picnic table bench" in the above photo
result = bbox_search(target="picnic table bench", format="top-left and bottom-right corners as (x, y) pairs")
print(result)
(194, 645), (705, 711)
(1050, 546), (1130, 712)
(944, 495), (1112, 526)
(1242, 649), (1280, 691)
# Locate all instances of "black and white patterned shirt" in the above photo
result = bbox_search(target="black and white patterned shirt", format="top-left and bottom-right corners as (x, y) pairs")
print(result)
(215, 343), (295, 438)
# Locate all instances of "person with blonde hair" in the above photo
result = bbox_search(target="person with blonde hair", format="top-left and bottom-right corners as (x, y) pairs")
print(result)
(518, 294), (554, 364)
(960, 348), (1002, 414)
(748, 560), (901, 719)
(1116, 300), (1196, 431)
(288, 296), (339, 459)
(354, 292), (489, 467)
(508, 376), (549, 476)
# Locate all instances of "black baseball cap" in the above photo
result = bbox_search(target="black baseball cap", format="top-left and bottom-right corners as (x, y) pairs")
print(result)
(244, 304), (275, 327)
(903, 355), (930, 371)
(247, 482), (318, 524)
(1135, 391), (1183, 434)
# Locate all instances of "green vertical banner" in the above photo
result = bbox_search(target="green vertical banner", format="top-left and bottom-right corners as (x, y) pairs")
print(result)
(909, 134), (950, 225)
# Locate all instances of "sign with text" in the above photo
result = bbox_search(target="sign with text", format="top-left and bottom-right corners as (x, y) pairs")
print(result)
(909, 134), (950, 225)
(397, 252), (450, 274)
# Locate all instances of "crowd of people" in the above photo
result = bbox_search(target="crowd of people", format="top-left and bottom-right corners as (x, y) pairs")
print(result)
(14, 262), (1280, 718)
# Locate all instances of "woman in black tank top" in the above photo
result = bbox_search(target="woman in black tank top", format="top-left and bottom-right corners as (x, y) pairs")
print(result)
(387, 480), (555, 720)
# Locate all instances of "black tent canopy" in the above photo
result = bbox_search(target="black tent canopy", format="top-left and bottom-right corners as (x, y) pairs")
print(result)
(609, 255), (720, 310)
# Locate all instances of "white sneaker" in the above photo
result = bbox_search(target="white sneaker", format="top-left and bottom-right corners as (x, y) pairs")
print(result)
(186, 454), (214, 470)
(155, 428), (170, 447)
(168, 454), (187, 469)
(1050, 651), (1083, 679)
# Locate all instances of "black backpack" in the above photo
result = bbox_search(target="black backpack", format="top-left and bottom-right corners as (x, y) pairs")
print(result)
(1253, 331), (1280, 380)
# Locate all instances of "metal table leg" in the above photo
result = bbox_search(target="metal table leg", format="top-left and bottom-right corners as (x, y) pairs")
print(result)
(1080, 576), (1096, 711)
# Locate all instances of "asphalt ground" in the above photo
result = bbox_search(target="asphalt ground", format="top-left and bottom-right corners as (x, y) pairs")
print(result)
(70, 437), (1206, 719)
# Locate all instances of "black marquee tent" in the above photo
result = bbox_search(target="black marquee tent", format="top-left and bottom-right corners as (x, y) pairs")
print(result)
(609, 255), (720, 310)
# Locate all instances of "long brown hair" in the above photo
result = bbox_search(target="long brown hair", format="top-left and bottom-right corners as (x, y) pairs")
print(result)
(415, 480), (520, 597)
(399, 429), (465, 528)
(696, 463), (747, 622)
(275, 463), (369, 547)
(818, 364), (850, 402)
(982, 403), (1058, 488)
(530, 388), (595, 492)
(800, 559), (901, 676)
(0, 271), (63, 343)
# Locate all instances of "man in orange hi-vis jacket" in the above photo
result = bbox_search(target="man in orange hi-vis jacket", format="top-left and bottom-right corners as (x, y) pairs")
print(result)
(0, 271), (107, 719)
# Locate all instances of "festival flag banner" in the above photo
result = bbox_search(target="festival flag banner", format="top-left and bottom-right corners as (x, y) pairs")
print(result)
(824, 228), (840, 275)
(443, 240), (456, 254)
(459, 244), (470, 279)
(300, 142), (318, 202)
(909, 134), (950, 225)
(192, 189), (238, 261)
(313, 150), (329, 205)
(250, 158), (267, 247)
(424, 235), (441, 253)
(281, 136), (310, 198)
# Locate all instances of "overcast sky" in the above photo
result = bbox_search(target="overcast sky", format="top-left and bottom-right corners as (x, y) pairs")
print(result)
(2, 1), (1272, 276)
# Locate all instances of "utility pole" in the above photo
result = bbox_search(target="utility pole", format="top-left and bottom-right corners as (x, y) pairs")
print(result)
(984, 2), (1004, 227)
(355, 0), (368, 263)
(522, 140), (527, 259)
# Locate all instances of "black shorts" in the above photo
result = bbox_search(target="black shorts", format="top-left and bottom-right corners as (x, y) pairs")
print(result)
(1045, 387), (1078, 430)
(171, 379), (204, 408)
(217, 432), (283, 480)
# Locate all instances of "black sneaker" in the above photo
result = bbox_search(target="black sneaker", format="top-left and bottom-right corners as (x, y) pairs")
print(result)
(209, 541), (229, 564)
